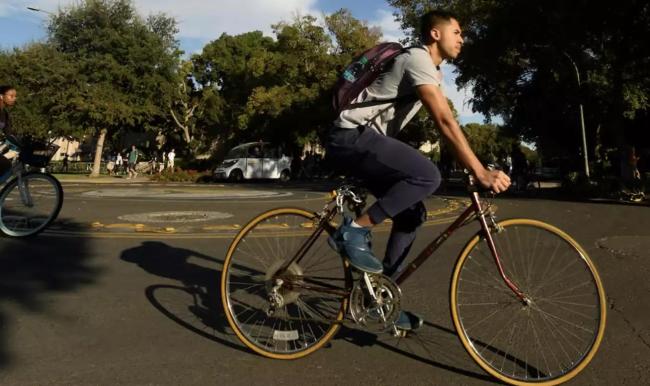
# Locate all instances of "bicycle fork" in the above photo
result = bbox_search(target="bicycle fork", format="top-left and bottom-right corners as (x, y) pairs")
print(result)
(17, 175), (35, 207)
(472, 192), (529, 305)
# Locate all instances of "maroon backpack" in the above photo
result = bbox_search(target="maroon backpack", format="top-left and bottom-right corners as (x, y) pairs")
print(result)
(332, 42), (417, 114)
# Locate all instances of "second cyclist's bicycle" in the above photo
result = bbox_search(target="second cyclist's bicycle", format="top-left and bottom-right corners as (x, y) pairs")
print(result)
(0, 136), (64, 237)
(220, 179), (606, 385)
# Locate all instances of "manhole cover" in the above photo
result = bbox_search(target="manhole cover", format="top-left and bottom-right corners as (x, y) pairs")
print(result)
(118, 211), (233, 223)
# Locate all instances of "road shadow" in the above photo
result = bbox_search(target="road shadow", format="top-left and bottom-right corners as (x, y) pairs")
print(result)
(119, 241), (504, 382)
(0, 228), (99, 368)
(335, 322), (499, 384)
(119, 241), (253, 355)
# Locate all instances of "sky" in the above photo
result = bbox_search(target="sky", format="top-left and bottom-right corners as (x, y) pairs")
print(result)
(0, 0), (486, 124)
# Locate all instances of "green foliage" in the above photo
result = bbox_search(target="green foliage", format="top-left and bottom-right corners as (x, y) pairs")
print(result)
(462, 123), (515, 165)
(192, 11), (383, 153)
(325, 9), (383, 56)
(0, 44), (81, 139)
(47, 0), (182, 135)
(388, 0), (650, 163)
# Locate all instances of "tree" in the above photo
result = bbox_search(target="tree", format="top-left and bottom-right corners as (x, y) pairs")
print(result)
(192, 30), (276, 152)
(325, 9), (383, 56)
(388, 0), (650, 171)
(192, 10), (385, 156)
(46, 0), (181, 176)
(462, 123), (515, 165)
(0, 44), (81, 140)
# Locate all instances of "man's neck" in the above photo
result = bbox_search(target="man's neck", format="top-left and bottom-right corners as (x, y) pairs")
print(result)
(425, 43), (444, 67)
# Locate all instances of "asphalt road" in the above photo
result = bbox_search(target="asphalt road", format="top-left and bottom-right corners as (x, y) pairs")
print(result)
(0, 180), (648, 385)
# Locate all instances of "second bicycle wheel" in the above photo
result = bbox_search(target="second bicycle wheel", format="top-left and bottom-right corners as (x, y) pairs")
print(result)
(0, 172), (63, 237)
(451, 218), (606, 385)
(221, 207), (351, 359)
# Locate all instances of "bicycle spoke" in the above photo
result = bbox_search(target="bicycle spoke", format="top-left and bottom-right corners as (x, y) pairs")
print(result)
(453, 220), (605, 384)
(222, 209), (348, 357)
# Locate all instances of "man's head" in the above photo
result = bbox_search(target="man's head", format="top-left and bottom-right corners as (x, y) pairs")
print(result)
(0, 85), (17, 107)
(420, 10), (464, 60)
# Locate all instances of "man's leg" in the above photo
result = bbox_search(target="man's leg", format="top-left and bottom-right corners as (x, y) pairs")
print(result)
(353, 128), (440, 227)
(326, 127), (440, 273)
(382, 201), (427, 278)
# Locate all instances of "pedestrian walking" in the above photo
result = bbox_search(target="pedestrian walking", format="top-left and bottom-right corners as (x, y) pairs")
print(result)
(127, 145), (140, 179)
(167, 149), (175, 170)
(62, 153), (69, 173)
(115, 153), (123, 175)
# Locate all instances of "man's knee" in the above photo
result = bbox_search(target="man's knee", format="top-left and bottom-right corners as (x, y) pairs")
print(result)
(416, 162), (441, 196)
(392, 202), (427, 233)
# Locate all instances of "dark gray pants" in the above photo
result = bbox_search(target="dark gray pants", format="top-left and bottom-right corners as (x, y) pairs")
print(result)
(326, 126), (441, 275)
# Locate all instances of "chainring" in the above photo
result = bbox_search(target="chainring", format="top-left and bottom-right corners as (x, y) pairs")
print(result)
(349, 274), (401, 331)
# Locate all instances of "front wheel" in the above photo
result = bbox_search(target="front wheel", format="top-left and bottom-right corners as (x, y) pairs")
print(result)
(450, 219), (606, 385)
(0, 172), (63, 237)
(221, 207), (351, 359)
(228, 169), (243, 182)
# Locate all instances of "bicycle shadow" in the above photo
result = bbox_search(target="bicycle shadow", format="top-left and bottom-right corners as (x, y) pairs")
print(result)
(119, 241), (527, 383)
(335, 321), (499, 384)
(119, 241), (255, 356)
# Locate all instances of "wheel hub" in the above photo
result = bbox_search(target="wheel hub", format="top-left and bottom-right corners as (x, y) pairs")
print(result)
(265, 260), (304, 306)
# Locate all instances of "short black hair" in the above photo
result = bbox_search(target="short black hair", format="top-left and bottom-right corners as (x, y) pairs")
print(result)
(419, 10), (459, 44)
(0, 85), (15, 95)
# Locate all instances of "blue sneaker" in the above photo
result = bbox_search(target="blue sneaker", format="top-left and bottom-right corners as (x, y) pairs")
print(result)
(395, 310), (423, 332)
(328, 216), (383, 274)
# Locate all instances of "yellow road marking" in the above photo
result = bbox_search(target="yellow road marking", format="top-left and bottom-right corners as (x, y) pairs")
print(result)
(74, 197), (469, 239)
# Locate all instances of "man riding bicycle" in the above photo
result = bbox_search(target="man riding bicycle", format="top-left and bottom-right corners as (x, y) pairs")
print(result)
(325, 10), (511, 332)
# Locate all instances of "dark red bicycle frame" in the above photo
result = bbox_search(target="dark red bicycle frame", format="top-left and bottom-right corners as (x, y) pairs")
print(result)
(278, 189), (527, 303)
(394, 191), (526, 301)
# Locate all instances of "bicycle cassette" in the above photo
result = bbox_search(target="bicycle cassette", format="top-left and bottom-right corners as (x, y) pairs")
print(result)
(349, 274), (401, 331)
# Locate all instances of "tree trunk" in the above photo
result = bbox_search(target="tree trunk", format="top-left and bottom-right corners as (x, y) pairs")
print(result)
(89, 128), (107, 177)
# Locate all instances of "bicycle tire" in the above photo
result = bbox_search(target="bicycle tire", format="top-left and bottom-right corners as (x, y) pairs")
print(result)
(450, 218), (606, 385)
(0, 172), (63, 237)
(221, 207), (351, 359)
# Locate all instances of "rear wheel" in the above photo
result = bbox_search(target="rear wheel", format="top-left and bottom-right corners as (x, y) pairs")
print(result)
(279, 169), (291, 182)
(451, 219), (606, 385)
(221, 207), (351, 359)
(0, 172), (63, 237)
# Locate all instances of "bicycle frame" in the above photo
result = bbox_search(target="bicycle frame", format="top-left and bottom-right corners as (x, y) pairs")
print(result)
(394, 190), (527, 302)
(276, 187), (527, 303)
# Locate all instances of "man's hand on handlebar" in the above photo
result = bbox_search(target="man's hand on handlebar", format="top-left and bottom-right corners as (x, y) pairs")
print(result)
(476, 168), (511, 194)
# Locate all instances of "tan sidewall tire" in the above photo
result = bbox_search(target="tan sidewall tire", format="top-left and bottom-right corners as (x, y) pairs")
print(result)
(450, 218), (607, 385)
(221, 207), (348, 359)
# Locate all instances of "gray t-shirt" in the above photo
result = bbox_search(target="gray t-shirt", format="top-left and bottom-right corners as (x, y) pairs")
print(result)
(334, 45), (444, 137)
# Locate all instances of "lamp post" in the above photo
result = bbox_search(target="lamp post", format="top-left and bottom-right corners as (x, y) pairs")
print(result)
(561, 51), (590, 179)
(531, 45), (590, 178)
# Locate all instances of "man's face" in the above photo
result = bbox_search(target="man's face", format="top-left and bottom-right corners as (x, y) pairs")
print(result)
(1, 89), (17, 107)
(435, 18), (464, 60)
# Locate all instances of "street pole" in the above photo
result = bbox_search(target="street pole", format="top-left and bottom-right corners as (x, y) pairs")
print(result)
(562, 51), (590, 179)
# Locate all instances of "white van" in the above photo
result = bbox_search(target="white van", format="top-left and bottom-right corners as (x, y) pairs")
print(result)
(214, 142), (292, 181)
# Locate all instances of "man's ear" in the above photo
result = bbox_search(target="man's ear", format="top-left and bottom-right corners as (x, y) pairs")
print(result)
(430, 28), (441, 42)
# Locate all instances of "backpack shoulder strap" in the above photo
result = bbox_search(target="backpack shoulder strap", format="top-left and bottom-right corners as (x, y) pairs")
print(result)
(341, 46), (425, 111)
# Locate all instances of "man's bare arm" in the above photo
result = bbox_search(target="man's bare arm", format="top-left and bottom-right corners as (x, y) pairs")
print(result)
(416, 83), (510, 193)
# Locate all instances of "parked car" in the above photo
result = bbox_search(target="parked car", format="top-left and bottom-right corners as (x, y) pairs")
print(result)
(214, 142), (292, 181)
